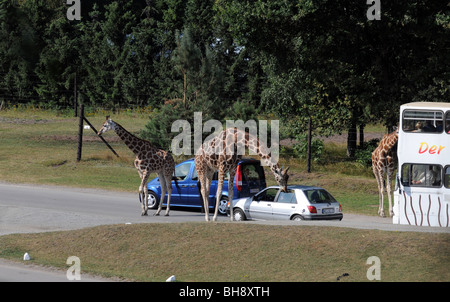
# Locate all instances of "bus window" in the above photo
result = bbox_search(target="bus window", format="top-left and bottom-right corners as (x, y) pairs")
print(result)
(401, 164), (442, 187)
(446, 112), (450, 134)
(401, 164), (411, 186)
(402, 110), (443, 133)
(445, 166), (450, 189)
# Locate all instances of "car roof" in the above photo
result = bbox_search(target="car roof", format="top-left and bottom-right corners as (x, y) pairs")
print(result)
(266, 185), (326, 191)
(181, 158), (261, 164)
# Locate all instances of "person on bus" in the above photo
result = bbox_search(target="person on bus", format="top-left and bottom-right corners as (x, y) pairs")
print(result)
(423, 121), (436, 132)
(412, 165), (426, 185)
(413, 121), (424, 132)
(435, 121), (443, 132)
(412, 165), (437, 186)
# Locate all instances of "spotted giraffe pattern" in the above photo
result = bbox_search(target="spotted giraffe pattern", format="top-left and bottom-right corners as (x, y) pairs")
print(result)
(98, 116), (174, 216)
(371, 129), (398, 217)
(195, 127), (289, 221)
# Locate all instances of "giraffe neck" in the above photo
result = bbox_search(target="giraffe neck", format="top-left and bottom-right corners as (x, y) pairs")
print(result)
(374, 130), (398, 164)
(268, 160), (281, 176)
(113, 122), (149, 155)
(384, 132), (398, 150)
(239, 129), (280, 174)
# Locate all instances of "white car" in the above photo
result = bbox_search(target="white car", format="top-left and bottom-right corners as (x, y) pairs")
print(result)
(230, 185), (343, 221)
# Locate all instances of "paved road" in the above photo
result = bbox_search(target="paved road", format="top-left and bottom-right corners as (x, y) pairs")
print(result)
(1, 182), (448, 235)
(0, 181), (231, 237)
(0, 182), (448, 281)
(0, 258), (110, 282)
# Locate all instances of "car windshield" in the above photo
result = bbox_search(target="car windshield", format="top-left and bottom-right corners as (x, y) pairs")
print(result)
(303, 189), (337, 204)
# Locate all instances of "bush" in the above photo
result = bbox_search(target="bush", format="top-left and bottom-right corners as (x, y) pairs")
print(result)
(354, 138), (380, 167)
(292, 134), (324, 162)
(141, 101), (193, 151)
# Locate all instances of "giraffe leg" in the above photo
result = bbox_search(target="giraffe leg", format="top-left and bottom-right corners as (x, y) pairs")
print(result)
(373, 164), (384, 217)
(139, 172), (150, 216)
(386, 162), (394, 217)
(202, 176), (211, 222)
(200, 169), (214, 222)
(386, 176), (393, 217)
(228, 169), (236, 222)
(155, 173), (166, 216)
(135, 159), (144, 205)
(164, 174), (173, 216)
(143, 181), (149, 216)
(377, 169), (386, 218)
(213, 168), (225, 222)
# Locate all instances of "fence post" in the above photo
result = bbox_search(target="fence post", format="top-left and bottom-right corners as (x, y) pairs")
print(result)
(77, 104), (84, 162)
(307, 116), (312, 173)
(73, 73), (77, 117)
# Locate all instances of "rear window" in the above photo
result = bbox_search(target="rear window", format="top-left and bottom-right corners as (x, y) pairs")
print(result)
(277, 190), (297, 204)
(304, 189), (337, 204)
(241, 163), (262, 181)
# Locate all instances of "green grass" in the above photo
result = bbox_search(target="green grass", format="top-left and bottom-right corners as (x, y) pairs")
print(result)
(1, 107), (448, 282)
(0, 108), (148, 191)
(0, 223), (448, 282)
(0, 106), (383, 214)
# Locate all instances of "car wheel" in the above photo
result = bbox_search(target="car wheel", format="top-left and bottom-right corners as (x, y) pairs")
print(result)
(147, 191), (159, 209)
(218, 196), (228, 215)
(233, 208), (246, 221)
(291, 214), (304, 221)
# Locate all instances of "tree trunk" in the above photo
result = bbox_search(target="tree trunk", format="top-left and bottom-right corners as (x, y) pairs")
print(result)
(359, 123), (365, 149)
(183, 71), (187, 106)
(347, 121), (357, 158)
(307, 116), (312, 173)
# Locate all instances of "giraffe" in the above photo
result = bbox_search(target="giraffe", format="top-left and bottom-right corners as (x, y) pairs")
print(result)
(371, 128), (398, 217)
(195, 127), (289, 222)
(97, 116), (174, 216)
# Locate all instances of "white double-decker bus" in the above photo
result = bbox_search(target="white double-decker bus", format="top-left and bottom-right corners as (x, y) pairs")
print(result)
(393, 102), (450, 227)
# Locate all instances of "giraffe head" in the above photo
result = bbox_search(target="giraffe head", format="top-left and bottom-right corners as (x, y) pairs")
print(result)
(98, 116), (116, 135)
(274, 166), (290, 192)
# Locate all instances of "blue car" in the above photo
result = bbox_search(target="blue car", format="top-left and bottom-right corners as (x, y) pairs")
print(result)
(147, 158), (266, 215)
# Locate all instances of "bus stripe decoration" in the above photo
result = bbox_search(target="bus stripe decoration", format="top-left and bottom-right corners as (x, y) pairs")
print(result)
(403, 192), (411, 225)
(401, 192), (449, 227)
(445, 203), (448, 228)
(427, 195), (432, 227)
(410, 195), (417, 226)
(438, 197), (441, 227)
(418, 195), (423, 227)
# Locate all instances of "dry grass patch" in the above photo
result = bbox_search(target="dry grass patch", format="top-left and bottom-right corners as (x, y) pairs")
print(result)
(0, 223), (448, 282)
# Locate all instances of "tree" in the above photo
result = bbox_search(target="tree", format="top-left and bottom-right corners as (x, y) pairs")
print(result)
(172, 27), (202, 106)
(0, 0), (43, 105)
(35, 2), (81, 109)
(216, 0), (450, 161)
